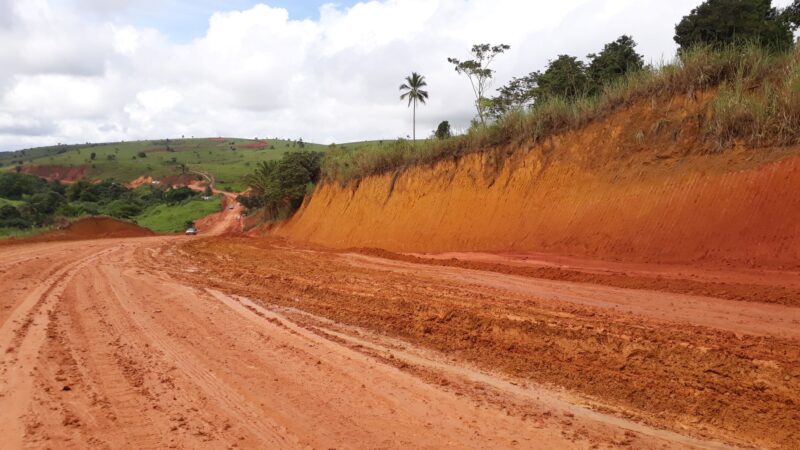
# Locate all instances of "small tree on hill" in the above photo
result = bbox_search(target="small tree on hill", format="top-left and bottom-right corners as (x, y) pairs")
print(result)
(674, 0), (795, 51)
(448, 43), (510, 125)
(587, 35), (644, 91)
(534, 55), (590, 102)
(488, 73), (538, 120)
(434, 121), (452, 139)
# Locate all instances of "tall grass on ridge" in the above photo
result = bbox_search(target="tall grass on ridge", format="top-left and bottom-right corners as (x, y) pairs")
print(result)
(323, 44), (800, 184)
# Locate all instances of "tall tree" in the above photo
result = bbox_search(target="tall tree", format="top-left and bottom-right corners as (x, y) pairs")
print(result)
(448, 43), (510, 125)
(782, 0), (800, 30)
(488, 73), (538, 120)
(399, 72), (429, 143)
(674, 0), (794, 51)
(534, 55), (589, 102)
(587, 35), (644, 90)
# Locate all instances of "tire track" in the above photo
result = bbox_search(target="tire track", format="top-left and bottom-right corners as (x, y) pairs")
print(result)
(0, 245), (121, 449)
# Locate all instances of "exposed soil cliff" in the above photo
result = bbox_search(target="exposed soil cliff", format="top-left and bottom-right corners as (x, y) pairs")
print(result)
(279, 94), (800, 269)
(19, 165), (88, 183)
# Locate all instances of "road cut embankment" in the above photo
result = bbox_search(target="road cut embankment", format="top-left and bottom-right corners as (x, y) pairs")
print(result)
(280, 94), (800, 269)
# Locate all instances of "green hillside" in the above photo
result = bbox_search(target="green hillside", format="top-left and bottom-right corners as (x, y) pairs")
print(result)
(136, 196), (222, 233)
(0, 137), (329, 192)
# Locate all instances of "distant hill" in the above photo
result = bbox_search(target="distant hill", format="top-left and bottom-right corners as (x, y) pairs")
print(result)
(0, 137), (337, 192)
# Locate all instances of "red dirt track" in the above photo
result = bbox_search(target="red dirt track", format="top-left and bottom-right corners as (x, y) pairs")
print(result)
(1, 222), (798, 448)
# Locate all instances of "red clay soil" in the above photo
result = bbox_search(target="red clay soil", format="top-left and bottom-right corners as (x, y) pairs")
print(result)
(175, 237), (800, 448)
(355, 248), (800, 307)
(0, 217), (153, 246)
(278, 93), (800, 271)
(128, 174), (197, 189)
(2, 236), (718, 450)
(0, 230), (797, 448)
(126, 175), (154, 189)
(238, 143), (269, 149)
(159, 174), (196, 187)
(19, 165), (88, 183)
(194, 193), (245, 235)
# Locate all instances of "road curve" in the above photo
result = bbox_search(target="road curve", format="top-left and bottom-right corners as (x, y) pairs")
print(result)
(1, 233), (796, 448)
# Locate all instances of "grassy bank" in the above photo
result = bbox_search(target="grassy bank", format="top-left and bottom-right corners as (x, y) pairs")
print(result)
(0, 226), (50, 239)
(0, 197), (23, 207)
(323, 45), (800, 183)
(135, 197), (222, 233)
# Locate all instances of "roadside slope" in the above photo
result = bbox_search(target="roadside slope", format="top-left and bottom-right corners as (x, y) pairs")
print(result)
(279, 94), (800, 269)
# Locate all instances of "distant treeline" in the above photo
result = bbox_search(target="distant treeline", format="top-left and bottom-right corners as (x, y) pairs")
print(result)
(321, 0), (800, 183)
(0, 173), (203, 230)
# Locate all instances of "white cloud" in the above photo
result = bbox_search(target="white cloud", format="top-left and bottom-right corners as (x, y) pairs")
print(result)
(2, 0), (791, 151)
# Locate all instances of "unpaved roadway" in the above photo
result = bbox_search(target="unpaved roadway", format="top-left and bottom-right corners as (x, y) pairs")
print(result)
(1, 231), (798, 448)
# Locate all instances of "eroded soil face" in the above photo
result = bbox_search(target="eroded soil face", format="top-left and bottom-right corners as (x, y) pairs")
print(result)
(1, 234), (798, 449)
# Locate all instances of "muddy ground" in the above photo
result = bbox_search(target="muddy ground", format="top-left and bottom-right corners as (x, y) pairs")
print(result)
(2, 227), (797, 449)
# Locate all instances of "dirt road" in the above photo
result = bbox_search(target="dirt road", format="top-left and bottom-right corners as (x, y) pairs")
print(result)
(1, 234), (798, 448)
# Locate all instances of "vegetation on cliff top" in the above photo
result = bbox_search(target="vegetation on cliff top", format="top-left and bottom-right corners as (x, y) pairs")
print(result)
(322, 44), (800, 184)
(320, 0), (800, 184)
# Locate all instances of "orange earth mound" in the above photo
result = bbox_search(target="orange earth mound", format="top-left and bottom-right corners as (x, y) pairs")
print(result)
(19, 165), (88, 183)
(278, 93), (800, 270)
(1, 217), (154, 246)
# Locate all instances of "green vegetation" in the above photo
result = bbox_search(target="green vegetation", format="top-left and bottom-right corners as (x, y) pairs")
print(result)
(0, 138), (327, 192)
(0, 198), (23, 207)
(239, 151), (323, 219)
(323, 0), (800, 184)
(448, 43), (511, 125)
(674, 0), (799, 51)
(488, 35), (644, 119)
(324, 44), (800, 183)
(135, 197), (221, 233)
(0, 172), (219, 235)
(587, 35), (645, 89)
(434, 121), (452, 140)
(0, 226), (50, 239)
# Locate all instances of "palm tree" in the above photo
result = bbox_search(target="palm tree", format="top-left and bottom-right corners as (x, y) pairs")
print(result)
(399, 72), (429, 142)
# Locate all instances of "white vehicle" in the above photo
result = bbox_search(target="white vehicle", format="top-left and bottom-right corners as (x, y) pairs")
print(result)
(228, 204), (235, 210)
(185, 227), (198, 235)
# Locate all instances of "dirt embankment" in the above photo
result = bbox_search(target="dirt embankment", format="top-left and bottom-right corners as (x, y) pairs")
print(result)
(127, 175), (154, 189)
(19, 165), (88, 183)
(0, 217), (153, 246)
(279, 94), (800, 270)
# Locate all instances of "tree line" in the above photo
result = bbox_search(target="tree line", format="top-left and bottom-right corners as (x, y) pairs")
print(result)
(238, 151), (324, 220)
(0, 172), (204, 230)
(404, 0), (800, 135)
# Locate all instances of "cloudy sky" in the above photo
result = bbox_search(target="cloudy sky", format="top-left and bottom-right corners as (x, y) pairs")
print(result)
(0, 0), (792, 151)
